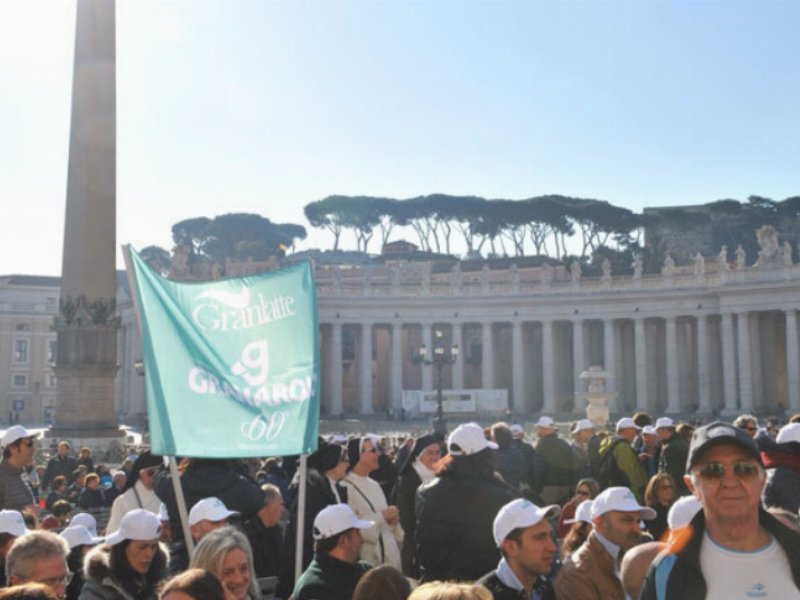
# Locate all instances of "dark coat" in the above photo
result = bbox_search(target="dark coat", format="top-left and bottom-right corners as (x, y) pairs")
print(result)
(532, 434), (575, 492)
(495, 446), (526, 491)
(477, 570), (556, 600)
(78, 487), (106, 510)
(658, 433), (689, 496)
(42, 454), (78, 488)
(291, 552), (371, 600)
(640, 508), (800, 600)
(392, 466), (423, 577)
(415, 466), (518, 582)
(80, 543), (169, 600)
(762, 442), (800, 513)
(242, 517), (283, 577)
(276, 468), (348, 599)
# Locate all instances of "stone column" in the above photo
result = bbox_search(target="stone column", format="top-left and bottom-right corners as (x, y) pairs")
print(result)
(542, 321), (557, 413)
(482, 321), (494, 390)
(738, 312), (753, 412)
(721, 313), (738, 415)
(634, 317), (649, 412)
(666, 316), (680, 414)
(512, 320), (525, 412)
(696, 315), (712, 414)
(603, 319), (617, 412)
(390, 322), (403, 412)
(452, 322), (464, 389)
(329, 323), (343, 416)
(53, 0), (122, 438)
(422, 324), (433, 391)
(787, 309), (800, 411)
(572, 319), (585, 414)
(359, 323), (374, 414)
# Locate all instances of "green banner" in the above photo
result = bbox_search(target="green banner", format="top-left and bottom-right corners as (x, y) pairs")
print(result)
(127, 248), (319, 457)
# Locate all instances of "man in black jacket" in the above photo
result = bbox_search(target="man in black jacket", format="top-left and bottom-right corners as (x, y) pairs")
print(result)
(641, 421), (800, 599)
(242, 483), (283, 577)
(41, 441), (77, 489)
(532, 417), (575, 505)
(478, 498), (559, 600)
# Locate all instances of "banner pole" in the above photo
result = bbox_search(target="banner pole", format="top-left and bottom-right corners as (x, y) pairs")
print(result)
(169, 456), (195, 558)
(294, 454), (308, 581)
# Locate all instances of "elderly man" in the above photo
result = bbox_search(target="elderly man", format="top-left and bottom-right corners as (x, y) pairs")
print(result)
(641, 421), (800, 599)
(42, 441), (78, 489)
(188, 496), (239, 542)
(598, 418), (648, 502)
(532, 417), (575, 505)
(243, 483), (284, 577)
(291, 504), (373, 600)
(6, 530), (70, 600)
(478, 498), (560, 600)
(0, 425), (39, 511)
(554, 486), (655, 600)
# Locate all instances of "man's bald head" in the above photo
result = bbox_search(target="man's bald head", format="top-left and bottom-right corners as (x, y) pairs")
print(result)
(620, 541), (666, 600)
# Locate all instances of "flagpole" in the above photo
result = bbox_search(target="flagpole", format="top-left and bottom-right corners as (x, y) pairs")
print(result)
(122, 246), (194, 558)
(294, 454), (308, 581)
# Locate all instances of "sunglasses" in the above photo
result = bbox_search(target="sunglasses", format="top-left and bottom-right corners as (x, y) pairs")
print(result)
(694, 461), (760, 481)
(576, 490), (591, 497)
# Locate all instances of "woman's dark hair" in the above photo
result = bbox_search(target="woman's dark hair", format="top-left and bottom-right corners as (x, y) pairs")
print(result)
(561, 521), (592, 559)
(52, 500), (72, 517)
(353, 565), (411, 600)
(122, 451), (163, 493)
(67, 545), (85, 573)
(159, 568), (225, 600)
(52, 476), (68, 491)
(436, 447), (496, 480)
(110, 540), (167, 599)
(491, 423), (513, 450)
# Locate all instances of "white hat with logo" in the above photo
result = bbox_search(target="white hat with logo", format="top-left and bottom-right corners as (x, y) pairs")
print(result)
(777, 423), (800, 445)
(493, 499), (560, 547)
(655, 417), (675, 429)
(60, 525), (104, 549)
(70, 513), (98, 536)
(535, 416), (556, 429)
(188, 497), (239, 526)
(312, 504), (373, 540)
(616, 417), (641, 431)
(448, 423), (498, 456)
(642, 425), (657, 437)
(573, 419), (595, 434)
(591, 487), (656, 521)
(105, 509), (161, 546)
(0, 425), (39, 448)
(667, 495), (702, 530)
(564, 500), (594, 525)
(0, 510), (27, 537)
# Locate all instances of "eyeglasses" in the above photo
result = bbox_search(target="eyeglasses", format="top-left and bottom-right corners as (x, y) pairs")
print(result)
(694, 461), (761, 481)
(576, 490), (591, 497)
(27, 573), (73, 588)
(745, 426), (758, 432)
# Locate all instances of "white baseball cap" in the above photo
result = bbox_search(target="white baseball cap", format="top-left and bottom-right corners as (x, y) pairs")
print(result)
(573, 419), (595, 434)
(565, 500), (594, 525)
(105, 509), (161, 546)
(591, 487), (656, 521)
(655, 417), (675, 429)
(510, 424), (524, 436)
(777, 423), (800, 445)
(642, 426), (657, 437)
(70, 513), (98, 536)
(0, 425), (39, 448)
(188, 497), (239, 526)
(616, 417), (641, 431)
(448, 423), (498, 456)
(535, 416), (556, 429)
(312, 504), (373, 540)
(667, 495), (702, 530)
(493, 499), (560, 547)
(0, 510), (27, 537)
(60, 525), (104, 549)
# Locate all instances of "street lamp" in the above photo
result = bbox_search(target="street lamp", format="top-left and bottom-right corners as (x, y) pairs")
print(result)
(413, 329), (458, 436)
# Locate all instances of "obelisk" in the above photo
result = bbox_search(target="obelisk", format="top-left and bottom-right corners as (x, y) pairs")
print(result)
(51, 0), (123, 440)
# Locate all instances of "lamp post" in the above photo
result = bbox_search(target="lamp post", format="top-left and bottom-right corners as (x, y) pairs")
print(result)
(413, 328), (458, 436)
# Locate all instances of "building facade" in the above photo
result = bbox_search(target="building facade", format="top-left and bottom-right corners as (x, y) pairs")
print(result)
(3, 231), (800, 426)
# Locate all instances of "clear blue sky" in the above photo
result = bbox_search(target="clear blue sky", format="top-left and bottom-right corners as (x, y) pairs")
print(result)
(2, 0), (800, 276)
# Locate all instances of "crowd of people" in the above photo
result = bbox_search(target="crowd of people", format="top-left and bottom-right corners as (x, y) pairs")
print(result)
(0, 410), (799, 600)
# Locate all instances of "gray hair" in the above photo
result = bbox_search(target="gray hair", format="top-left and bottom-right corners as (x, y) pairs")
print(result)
(261, 483), (282, 506)
(6, 531), (69, 582)
(189, 527), (258, 600)
(733, 414), (758, 429)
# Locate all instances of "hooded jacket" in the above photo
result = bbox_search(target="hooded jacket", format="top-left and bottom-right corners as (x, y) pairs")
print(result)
(79, 544), (169, 600)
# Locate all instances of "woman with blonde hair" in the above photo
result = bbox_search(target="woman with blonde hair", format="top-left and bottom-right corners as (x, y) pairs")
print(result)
(189, 527), (259, 600)
(408, 582), (492, 600)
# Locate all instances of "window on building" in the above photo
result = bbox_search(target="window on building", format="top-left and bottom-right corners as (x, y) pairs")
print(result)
(12, 340), (28, 363)
(11, 374), (27, 388)
(13, 400), (24, 412)
(48, 340), (57, 363)
(47, 374), (57, 387)
(15, 323), (30, 331)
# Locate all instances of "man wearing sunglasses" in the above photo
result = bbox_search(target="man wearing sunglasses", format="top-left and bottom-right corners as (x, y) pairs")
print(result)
(641, 421), (800, 600)
(0, 425), (39, 511)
